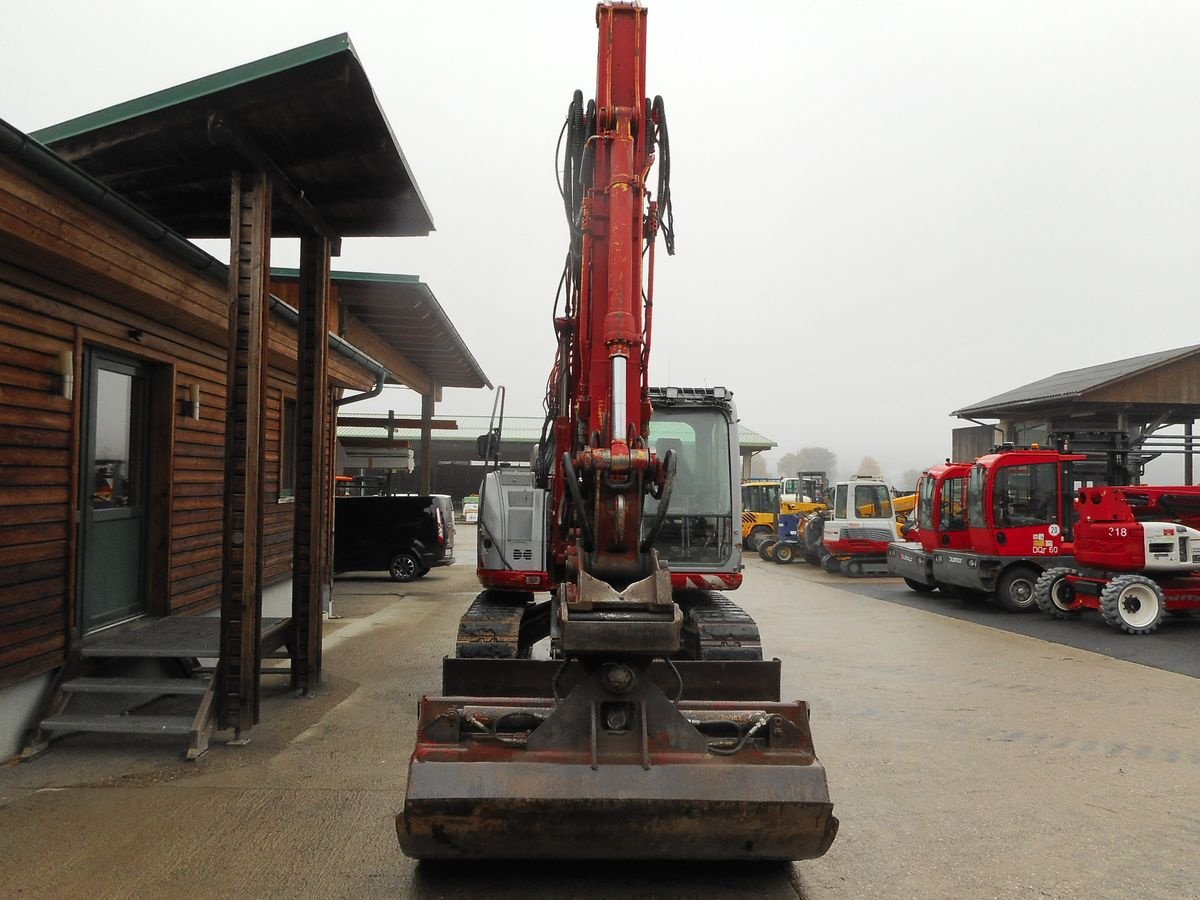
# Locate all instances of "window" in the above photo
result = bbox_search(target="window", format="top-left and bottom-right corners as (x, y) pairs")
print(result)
(834, 484), (848, 519)
(940, 476), (967, 531)
(917, 475), (935, 531)
(854, 483), (892, 519)
(967, 465), (986, 527)
(280, 398), (297, 500)
(992, 463), (1058, 528)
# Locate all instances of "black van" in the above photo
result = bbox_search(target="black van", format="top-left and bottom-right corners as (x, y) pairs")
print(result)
(333, 495), (455, 582)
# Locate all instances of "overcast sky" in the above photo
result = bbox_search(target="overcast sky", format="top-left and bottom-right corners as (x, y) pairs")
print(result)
(5, 1), (1200, 483)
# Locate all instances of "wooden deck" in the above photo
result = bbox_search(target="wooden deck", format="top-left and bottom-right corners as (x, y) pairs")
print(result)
(81, 616), (291, 659)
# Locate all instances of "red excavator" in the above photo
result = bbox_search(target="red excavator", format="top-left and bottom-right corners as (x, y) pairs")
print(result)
(397, 2), (838, 861)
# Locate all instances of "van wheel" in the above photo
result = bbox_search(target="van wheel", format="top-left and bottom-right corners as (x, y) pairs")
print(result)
(389, 553), (421, 582)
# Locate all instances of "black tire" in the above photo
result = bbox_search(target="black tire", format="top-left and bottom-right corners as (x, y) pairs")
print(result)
(1033, 567), (1081, 619)
(758, 539), (779, 561)
(1099, 574), (1165, 635)
(994, 564), (1040, 613)
(903, 577), (935, 593)
(746, 527), (772, 551)
(822, 552), (841, 574)
(389, 552), (421, 583)
(775, 543), (795, 564)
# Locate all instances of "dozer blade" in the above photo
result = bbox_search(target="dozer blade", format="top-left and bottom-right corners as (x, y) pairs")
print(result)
(397, 664), (838, 861)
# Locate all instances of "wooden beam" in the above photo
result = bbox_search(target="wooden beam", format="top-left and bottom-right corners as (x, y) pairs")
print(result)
(420, 389), (435, 494)
(207, 113), (343, 256)
(218, 171), (271, 734)
(335, 416), (457, 431)
(339, 312), (432, 395)
(291, 235), (331, 693)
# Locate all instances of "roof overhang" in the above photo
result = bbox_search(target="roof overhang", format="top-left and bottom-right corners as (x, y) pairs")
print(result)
(272, 268), (490, 392)
(32, 34), (433, 239)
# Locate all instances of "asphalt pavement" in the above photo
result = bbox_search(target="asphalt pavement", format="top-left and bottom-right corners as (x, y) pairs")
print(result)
(816, 563), (1200, 680)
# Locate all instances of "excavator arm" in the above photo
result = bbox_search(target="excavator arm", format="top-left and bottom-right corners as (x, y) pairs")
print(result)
(397, 3), (838, 862)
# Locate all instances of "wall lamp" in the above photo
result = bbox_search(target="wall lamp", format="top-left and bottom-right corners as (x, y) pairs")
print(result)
(184, 383), (201, 420)
(58, 349), (74, 401)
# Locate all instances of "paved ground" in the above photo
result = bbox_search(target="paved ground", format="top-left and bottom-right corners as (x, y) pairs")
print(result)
(2, 535), (1199, 898)
(827, 566), (1200, 679)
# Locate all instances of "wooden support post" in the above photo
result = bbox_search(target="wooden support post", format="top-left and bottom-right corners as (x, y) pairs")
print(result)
(219, 171), (272, 733)
(1186, 421), (1194, 486)
(420, 389), (435, 494)
(291, 235), (332, 692)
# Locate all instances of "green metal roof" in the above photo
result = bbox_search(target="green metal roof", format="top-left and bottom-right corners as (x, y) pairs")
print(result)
(33, 34), (434, 238)
(272, 267), (489, 391)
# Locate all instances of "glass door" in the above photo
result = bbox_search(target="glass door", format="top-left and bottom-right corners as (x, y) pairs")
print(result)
(78, 351), (150, 633)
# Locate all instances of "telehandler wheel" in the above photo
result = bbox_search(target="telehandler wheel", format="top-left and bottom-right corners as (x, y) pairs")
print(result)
(774, 543), (796, 564)
(1033, 567), (1081, 619)
(1100, 574), (1165, 635)
(389, 552), (421, 583)
(903, 577), (935, 593)
(995, 565), (1040, 613)
(758, 539), (779, 561)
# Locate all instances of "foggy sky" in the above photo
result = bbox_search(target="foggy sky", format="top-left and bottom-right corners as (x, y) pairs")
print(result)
(5, 1), (1200, 484)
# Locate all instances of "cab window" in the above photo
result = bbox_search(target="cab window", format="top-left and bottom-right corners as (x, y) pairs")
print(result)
(854, 483), (892, 519)
(992, 463), (1057, 528)
(940, 476), (967, 531)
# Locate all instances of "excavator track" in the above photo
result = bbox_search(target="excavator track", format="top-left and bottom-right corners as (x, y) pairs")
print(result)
(455, 590), (530, 659)
(678, 591), (763, 661)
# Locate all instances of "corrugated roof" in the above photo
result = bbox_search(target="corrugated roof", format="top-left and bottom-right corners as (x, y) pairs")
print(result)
(273, 268), (489, 391)
(337, 414), (775, 450)
(953, 344), (1200, 416)
(33, 34), (433, 238)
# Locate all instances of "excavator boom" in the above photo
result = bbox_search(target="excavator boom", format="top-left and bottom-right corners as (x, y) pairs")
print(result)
(398, 2), (838, 862)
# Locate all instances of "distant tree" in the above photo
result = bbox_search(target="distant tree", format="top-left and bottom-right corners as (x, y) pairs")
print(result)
(777, 447), (838, 483)
(750, 454), (770, 477)
(894, 468), (924, 494)
(855, 456), (883, 477)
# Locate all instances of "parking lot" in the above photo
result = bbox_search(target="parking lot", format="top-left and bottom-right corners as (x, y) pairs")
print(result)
(2, 537), (1199, 898)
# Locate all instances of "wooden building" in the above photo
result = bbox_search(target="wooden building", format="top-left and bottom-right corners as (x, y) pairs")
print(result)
(0, 37), (487, 759)
(952, 345), (1200, 481)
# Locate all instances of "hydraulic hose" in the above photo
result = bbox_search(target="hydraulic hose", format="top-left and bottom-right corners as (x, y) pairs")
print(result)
(640, 448), (677, 552)
(562, 452), (596, 553)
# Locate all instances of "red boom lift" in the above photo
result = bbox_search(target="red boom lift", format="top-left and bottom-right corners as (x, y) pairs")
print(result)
(1034, 485), (1200, 634)
(396, 3), (838, 861)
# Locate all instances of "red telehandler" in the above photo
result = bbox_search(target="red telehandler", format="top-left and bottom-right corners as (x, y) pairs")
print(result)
(887, 448), (1086, 610)
(397, 3), (838, 861)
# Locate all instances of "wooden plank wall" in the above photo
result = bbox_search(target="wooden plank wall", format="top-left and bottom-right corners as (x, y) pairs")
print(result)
(0, 155), (214, 688)
(0, 153), (378, 691)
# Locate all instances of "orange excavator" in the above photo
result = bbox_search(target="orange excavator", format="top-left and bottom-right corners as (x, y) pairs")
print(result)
(396, 2), (838, 860)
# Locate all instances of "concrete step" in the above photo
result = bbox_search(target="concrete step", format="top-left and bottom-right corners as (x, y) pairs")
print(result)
(40, 714), (194, 736)
(62, 677), (209, 695)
